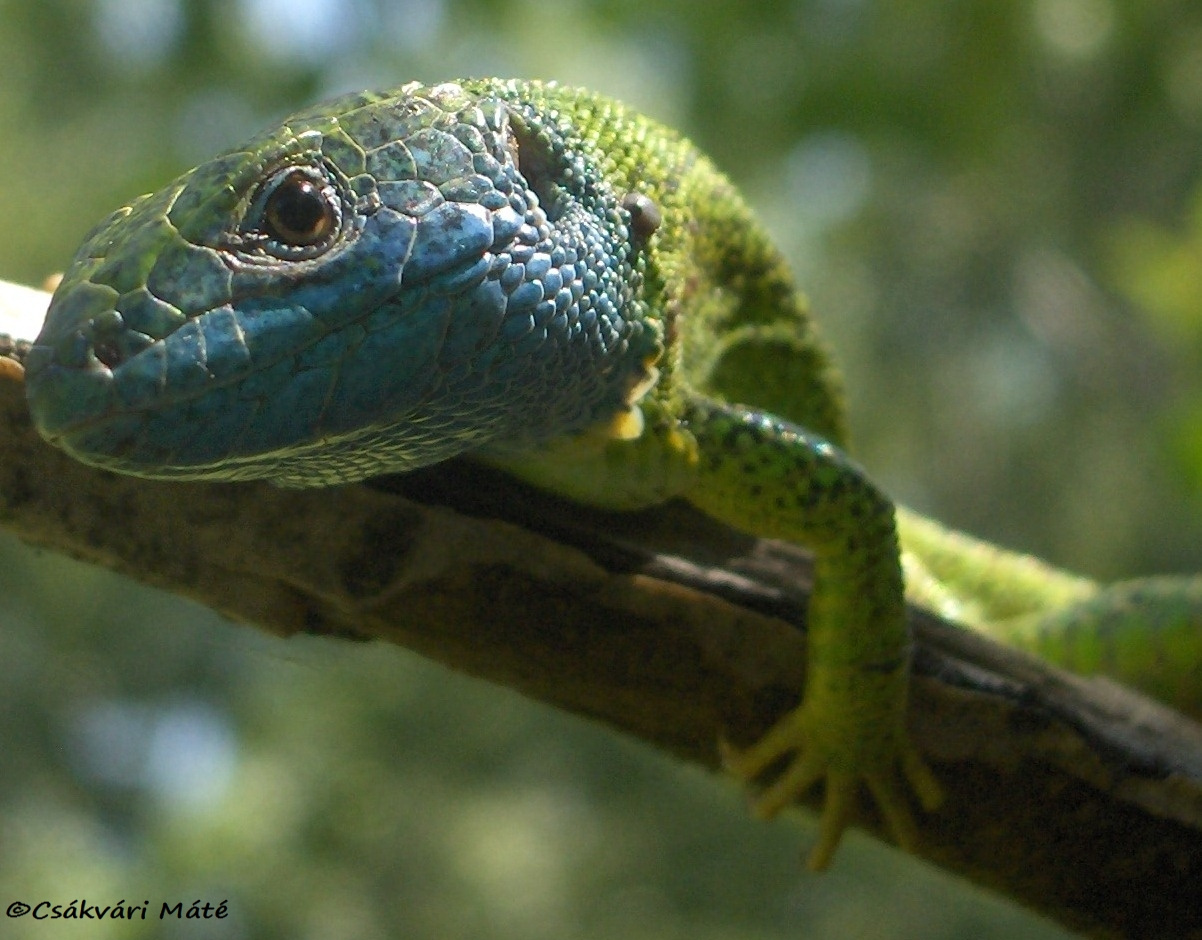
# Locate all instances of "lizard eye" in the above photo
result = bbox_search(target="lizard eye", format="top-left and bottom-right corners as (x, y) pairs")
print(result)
(264, 171), (336, 245)
(243, 165), (343, 259)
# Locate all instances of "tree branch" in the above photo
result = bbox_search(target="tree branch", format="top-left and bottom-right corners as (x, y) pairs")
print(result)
(3, 281), (1200, 938)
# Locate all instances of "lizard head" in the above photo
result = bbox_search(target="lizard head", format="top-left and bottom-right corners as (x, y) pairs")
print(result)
(26, 80), (656, 485)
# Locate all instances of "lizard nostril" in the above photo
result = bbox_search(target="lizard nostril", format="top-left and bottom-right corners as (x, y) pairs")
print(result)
(89, 309), (128, 368)
(92, 339), (123, 368)
(85, 309), (155, 369)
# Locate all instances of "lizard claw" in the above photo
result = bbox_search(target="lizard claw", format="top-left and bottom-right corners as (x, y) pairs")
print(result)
(720, 706), (943, 870)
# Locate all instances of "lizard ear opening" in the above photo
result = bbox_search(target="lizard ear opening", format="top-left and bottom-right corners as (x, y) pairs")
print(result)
(509, 114), (568, 223)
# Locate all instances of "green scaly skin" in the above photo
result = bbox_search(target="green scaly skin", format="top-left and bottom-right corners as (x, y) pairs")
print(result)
(22, 78), (1202, 868)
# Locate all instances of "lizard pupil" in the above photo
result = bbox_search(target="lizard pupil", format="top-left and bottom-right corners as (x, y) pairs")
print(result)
(263, 171), (336, 247)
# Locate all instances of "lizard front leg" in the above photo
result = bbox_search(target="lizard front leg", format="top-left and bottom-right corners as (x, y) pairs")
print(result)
(681, 397), (943, 869)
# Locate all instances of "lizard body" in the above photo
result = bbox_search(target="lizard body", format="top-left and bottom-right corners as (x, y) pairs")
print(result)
(23, 78), (1201, 867)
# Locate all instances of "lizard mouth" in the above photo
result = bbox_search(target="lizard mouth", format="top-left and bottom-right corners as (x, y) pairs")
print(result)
(24, 268), (350, 477)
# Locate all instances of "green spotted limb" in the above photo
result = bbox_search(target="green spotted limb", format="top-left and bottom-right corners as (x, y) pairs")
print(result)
(681, 400), (944, 870)
(496, 395), (946, 870)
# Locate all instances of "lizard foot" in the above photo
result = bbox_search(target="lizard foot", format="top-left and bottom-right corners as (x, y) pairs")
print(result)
(720, 706), (943, 870)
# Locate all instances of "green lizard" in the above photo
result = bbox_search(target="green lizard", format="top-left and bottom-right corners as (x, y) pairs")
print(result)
(22, 78), (1201, 869)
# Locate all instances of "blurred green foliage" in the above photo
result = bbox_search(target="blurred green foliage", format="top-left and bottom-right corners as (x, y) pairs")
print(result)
(2, 0), (1200, 936)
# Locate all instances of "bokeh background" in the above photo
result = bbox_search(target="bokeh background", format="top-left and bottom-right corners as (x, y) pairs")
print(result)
(2, 1), (1201, 937)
